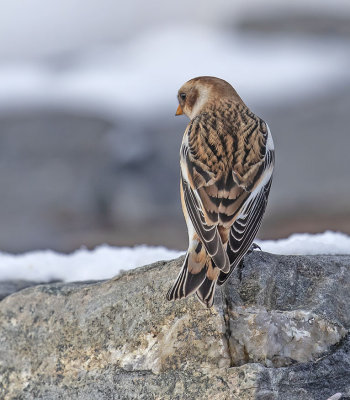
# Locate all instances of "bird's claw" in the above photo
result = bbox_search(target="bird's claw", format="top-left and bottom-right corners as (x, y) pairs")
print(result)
(247, 242), (262, 255)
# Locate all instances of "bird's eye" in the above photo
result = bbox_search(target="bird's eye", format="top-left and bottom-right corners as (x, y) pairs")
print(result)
(179, 93), (186, 101)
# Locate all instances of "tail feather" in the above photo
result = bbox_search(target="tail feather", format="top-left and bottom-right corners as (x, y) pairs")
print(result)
(196, 277), (217, 308)
(166, 253), (207, 301)
(167, 252), (219, 308)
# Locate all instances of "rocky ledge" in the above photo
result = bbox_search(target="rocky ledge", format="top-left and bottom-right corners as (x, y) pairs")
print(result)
(0, 251), (349, 399)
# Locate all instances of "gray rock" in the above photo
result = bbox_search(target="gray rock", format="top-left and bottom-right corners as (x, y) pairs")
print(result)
(0, 280), (45, 301)
(0, 252), (349, 399)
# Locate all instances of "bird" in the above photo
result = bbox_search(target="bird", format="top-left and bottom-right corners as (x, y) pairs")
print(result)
(166, 76), (274, 308)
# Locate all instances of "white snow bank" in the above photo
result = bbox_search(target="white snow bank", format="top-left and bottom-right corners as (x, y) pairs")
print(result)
(0, 231), (349, 283)
(256, 231), (350, 256)
(0, 245), (183, 282)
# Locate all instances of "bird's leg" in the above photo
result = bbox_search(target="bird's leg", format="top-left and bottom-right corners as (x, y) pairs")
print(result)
(238, 244), (260, 281)
(238, 243), (262, 280)
(237, 258), (245, 281)
(246, 242), (262, 255)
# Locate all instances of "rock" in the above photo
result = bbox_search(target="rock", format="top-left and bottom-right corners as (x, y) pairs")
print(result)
(0, 252), (349, 399)
(0, 280), (46, 301)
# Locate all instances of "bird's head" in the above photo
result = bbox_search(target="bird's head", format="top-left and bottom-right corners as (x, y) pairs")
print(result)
(175, 76), (243, 120)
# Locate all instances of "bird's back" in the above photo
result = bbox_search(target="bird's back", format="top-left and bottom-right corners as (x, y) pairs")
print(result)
(183, 99), (269, 228)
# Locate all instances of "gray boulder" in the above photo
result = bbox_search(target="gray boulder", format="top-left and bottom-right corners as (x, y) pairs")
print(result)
(0, 280), (48, 301)
(0, 251), (349, 399)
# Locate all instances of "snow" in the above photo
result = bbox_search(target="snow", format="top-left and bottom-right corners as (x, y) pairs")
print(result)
(0, 245), (183, 282)
(0, 25), (349, 118)
(0, 231), (349, 283)
(1, 1), (350, 59)
(256, 231), (350, 256)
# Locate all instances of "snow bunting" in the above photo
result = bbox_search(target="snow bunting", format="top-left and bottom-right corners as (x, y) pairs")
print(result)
(167, 76), (274, 307)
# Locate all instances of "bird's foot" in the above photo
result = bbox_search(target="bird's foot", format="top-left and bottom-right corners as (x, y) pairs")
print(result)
(247, 242), (262, 255)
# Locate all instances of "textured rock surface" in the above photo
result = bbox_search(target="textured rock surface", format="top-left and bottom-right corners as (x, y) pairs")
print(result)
(0, 280), (47, 301)
(0, 252), (349, 399)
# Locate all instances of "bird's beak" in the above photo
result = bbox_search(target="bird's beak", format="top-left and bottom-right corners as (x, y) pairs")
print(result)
(175, 104), (183, 116)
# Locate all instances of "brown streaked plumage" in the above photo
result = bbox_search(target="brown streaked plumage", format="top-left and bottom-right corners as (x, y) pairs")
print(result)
(167, 76), (274, 307)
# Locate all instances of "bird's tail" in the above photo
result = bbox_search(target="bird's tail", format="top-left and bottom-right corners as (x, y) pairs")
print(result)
(195, 259), (218, 308)
(166, 245), (219, 308)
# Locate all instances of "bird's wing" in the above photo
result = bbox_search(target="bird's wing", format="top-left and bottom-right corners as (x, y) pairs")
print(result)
(181, 171), (230, 273)
(218, 173), (273, 285)
(218, 125), (275, 284)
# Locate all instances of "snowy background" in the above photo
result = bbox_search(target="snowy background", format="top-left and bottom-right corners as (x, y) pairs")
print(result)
(0, 1), (349, 254)
(0, 231), (349, 282)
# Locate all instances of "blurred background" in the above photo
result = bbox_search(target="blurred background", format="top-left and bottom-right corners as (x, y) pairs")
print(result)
(0, 0), (349, 253)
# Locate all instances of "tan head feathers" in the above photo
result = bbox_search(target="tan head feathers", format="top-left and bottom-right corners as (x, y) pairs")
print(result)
(176, 76), (244, 119)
